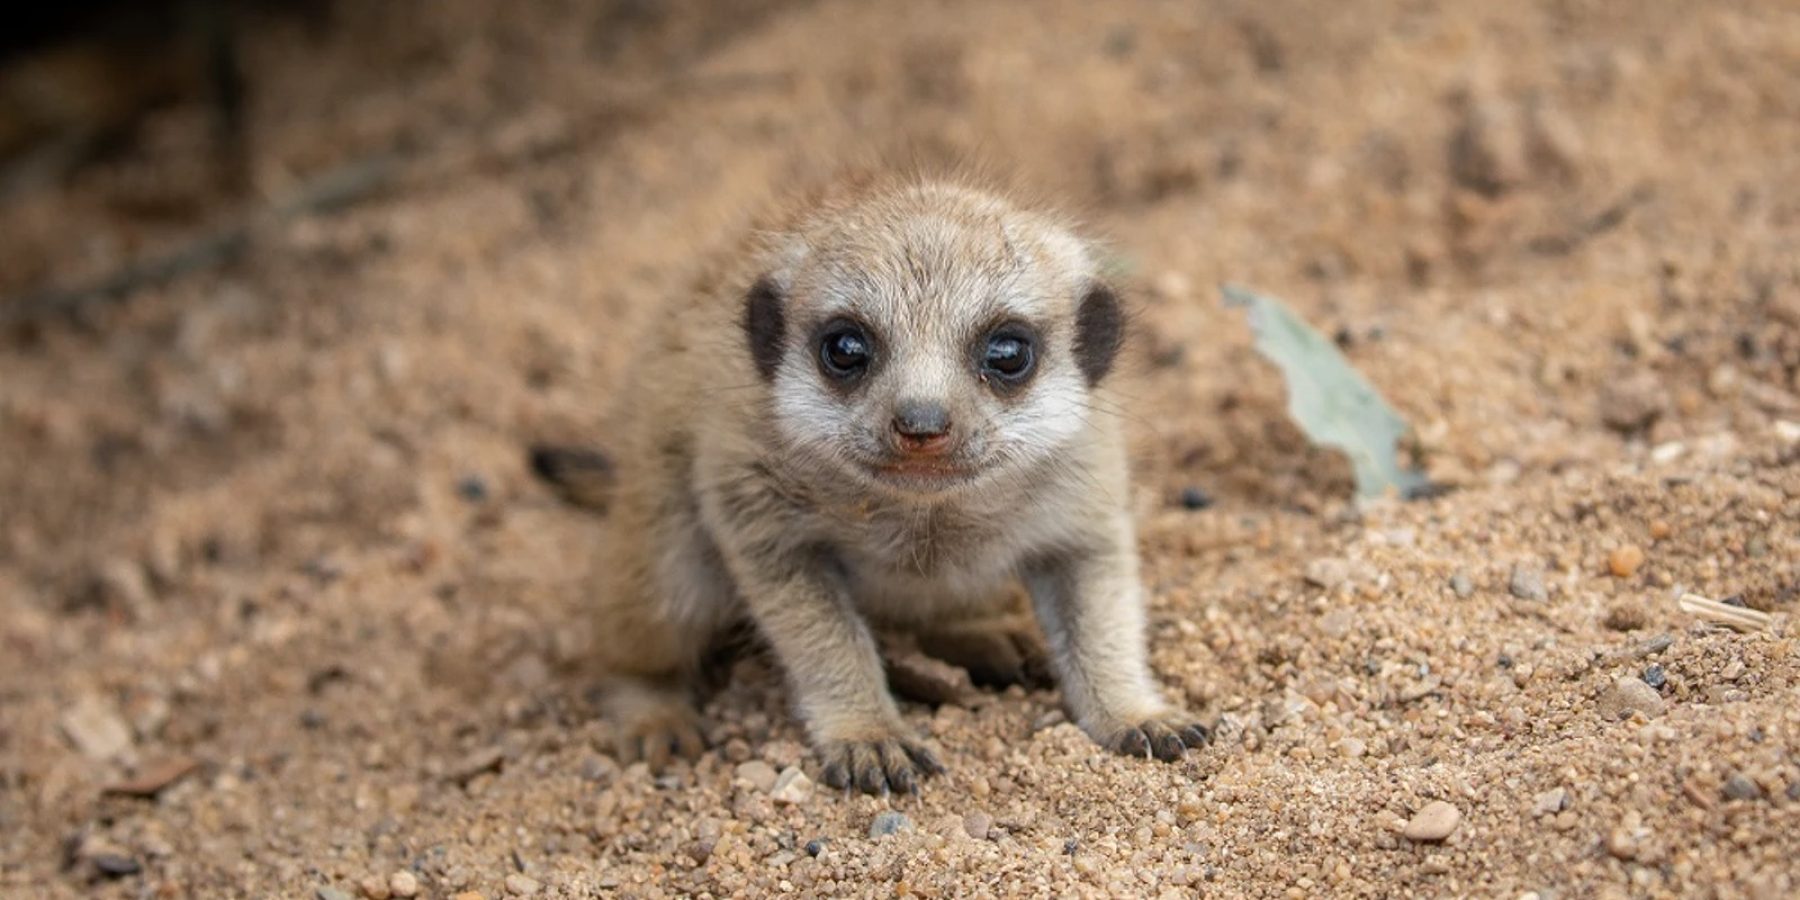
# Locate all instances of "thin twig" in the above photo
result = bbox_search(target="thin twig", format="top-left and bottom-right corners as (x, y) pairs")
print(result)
(1677, 592), (1772, 633)
(2, 152), (400, 328)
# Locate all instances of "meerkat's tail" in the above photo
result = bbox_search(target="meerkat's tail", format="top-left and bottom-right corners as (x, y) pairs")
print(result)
(528, 444), (616, 513)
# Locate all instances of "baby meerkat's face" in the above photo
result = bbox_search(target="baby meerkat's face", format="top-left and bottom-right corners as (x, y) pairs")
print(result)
(743, 182), (1123, 499)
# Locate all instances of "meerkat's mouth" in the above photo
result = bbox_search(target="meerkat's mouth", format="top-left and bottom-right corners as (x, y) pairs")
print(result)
(876, 460), (967, 477)
(869, 458), (976, 488)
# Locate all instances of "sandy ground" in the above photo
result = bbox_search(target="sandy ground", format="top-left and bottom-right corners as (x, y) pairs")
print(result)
(2, 1), (1798, 897)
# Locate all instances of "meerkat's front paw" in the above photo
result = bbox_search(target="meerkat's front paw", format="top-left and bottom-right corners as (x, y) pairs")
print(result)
(1100, 714), (1211, 762)
(817, 733), (945, 795)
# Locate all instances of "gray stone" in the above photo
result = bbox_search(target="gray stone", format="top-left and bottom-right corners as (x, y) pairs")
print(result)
(869, 811), (914, 839)
(61, 696), (134, 760)
(1597, 676), (1665, 721)
(963, 810), (993, 840)
(769, 767), (813, 804)
(1509, 563), (1548, 601)
(735, 760), (778, 793)
(1449, 570), (1475, 598)
(1402, 800), (1461, 842)
(1722, 773), (1763, 801)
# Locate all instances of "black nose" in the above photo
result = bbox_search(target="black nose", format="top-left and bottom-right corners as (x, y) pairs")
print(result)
(892, 400), (952, 440)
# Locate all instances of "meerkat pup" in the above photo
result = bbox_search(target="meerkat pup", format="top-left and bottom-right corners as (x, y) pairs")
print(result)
(546, 171), (1207, 793)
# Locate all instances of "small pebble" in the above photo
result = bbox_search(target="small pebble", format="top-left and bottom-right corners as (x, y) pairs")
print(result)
(503, 873), (540, 896)
(456, 475), (489, 502)
(869, 811), (914, 839)
(91, 854), (142, 878)
(61, 696), (135, 760)
(104, 755), (198, 798)
(578, 754), (617, 784)
(685, 839), (713, 865)
(451, 894), (486, 900)
(1402, 800), (1462, 842)
(359, 875), (392, 899)
(1648, 519), (1672, 540)
(769, 767), (813, 804)
(1641, 664), (1667, 690)
(1179, 487), (1213, 510)
(1598, 676), (1666, 721)
(1176, 793), (1204, 823)
(804, 838), (825, 857)
(1722, 773), (1762, 801)
(963, 810), (993, 840)
(1532, 788), (1568, 816)
(446, 746), (505, 785)
(1605, 828), (1638, 860)
(735, 760), (778, 793)
(91, 557), (152, 613)
(388, 871), (419, 898)
(1305, 557), (1367, 590)
(1449, 570), (1474, 598)
(1598, 373), (1668, 433)
(1607, 545), (1646, 578)
(1508, 564), (1548, 601)
(1603, 601), (1647, 631)
(317, 889), (353, 900)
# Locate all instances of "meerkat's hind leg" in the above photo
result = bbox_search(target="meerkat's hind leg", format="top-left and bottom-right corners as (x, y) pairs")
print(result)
(912, 585), (1055, 690)
(598, 675), (706, 773)
(914, 613), (1054, 690)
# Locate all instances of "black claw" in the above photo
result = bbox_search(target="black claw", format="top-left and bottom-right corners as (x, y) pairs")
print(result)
(889, 764), (916, 795)
(857, 763), (886, 796)
(1117, 728), (1150, 758)
(1152, 732), (1186, 762)
(1180, 724), (1212, 747)
(903, 743), (945, 776)
(821, 760), (850, 790)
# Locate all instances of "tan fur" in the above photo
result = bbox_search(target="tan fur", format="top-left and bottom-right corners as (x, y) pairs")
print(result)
(569, 170), (1206, 792)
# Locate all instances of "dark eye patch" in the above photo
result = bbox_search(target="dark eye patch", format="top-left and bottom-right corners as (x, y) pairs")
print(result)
(743, 276), (785, 381)
(1073, 283), (1123, 385)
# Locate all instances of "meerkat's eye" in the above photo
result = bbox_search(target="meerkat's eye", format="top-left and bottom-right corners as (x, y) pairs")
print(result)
(981, 332), (1035, 381)
(819, 325), (872, 378)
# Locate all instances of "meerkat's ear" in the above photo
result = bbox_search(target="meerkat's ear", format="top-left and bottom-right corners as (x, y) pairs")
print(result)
(743, 275), (786, 381)
(1072, 282), (1124, 385)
